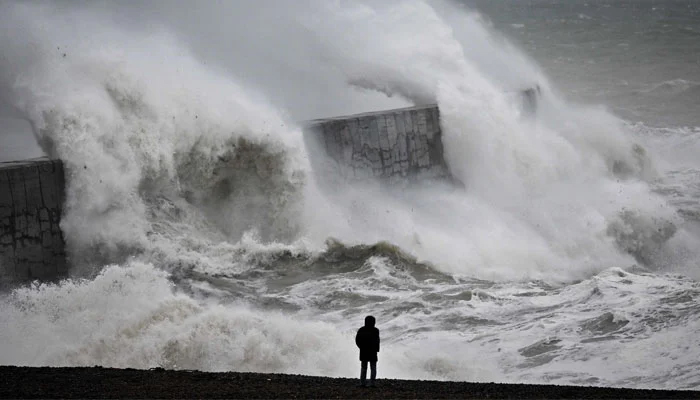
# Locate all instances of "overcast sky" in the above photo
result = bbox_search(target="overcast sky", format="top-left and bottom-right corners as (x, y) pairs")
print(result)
(1, 0), (418, 161)
(0, 0), (535, 162)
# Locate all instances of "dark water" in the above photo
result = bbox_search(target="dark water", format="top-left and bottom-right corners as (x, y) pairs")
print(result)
(467, 0), (700, 127)
(1, 0), (700, 391)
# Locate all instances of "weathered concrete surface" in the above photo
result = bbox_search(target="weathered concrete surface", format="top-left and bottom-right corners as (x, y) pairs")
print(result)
(304, 105), (450, 183)
(0, 158), (67, 286)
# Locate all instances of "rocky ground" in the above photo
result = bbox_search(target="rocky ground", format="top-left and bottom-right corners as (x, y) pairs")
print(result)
(1, 366), (698, 399)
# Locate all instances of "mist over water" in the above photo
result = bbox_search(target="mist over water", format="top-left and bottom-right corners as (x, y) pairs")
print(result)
(1, 0), (700, 389)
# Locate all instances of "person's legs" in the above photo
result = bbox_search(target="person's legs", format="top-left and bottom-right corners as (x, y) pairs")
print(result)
(369, 361), (377, 386)
(360, 361), (368, 386)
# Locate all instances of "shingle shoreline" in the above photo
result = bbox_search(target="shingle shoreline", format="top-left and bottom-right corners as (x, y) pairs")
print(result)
(0, 366), (697, 399)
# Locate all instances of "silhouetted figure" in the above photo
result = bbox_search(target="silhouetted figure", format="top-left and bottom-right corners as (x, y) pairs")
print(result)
(355, 315), (380, 387)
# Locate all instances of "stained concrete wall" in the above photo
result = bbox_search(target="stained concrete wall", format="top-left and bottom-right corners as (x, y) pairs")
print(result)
(304, 105), (450, 183)
(0, 106), (450, 287)
(0, 158), (67, 287)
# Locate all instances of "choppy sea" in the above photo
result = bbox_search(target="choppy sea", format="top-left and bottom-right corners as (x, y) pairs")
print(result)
(1, 0), (699, 390)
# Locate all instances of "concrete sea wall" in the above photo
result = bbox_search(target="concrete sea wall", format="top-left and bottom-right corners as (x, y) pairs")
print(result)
(304, 105), (450, 183)
(0, 158), (67, 287)
(0, 106), (452, 285)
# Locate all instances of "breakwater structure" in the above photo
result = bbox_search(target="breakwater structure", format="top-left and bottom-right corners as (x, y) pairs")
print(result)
(1, 105), (453, 286)
(303, 104), (451, 184)
(0, 158), (68, 287)
(302, 88), (542, 184)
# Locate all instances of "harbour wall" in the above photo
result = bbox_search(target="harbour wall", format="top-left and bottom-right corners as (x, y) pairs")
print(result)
(303, 105), (450, 184)
(0, 158), (67, 287)
(0, 105), (451, 285)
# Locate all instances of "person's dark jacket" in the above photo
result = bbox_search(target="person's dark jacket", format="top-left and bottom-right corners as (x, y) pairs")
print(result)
(355, 316), (380, 362)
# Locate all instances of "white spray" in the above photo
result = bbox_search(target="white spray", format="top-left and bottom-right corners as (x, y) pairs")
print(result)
(0, 0), (694, 383)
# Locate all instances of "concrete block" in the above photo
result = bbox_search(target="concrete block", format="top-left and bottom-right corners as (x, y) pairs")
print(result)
(303, 105), (450, 184)
(0, 158), (67, 287)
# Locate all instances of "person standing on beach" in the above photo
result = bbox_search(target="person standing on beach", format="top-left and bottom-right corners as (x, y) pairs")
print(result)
(355, 315), (380, 387)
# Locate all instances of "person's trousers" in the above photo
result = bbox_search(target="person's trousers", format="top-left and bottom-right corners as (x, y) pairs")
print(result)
(360, 361), (377, 385)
